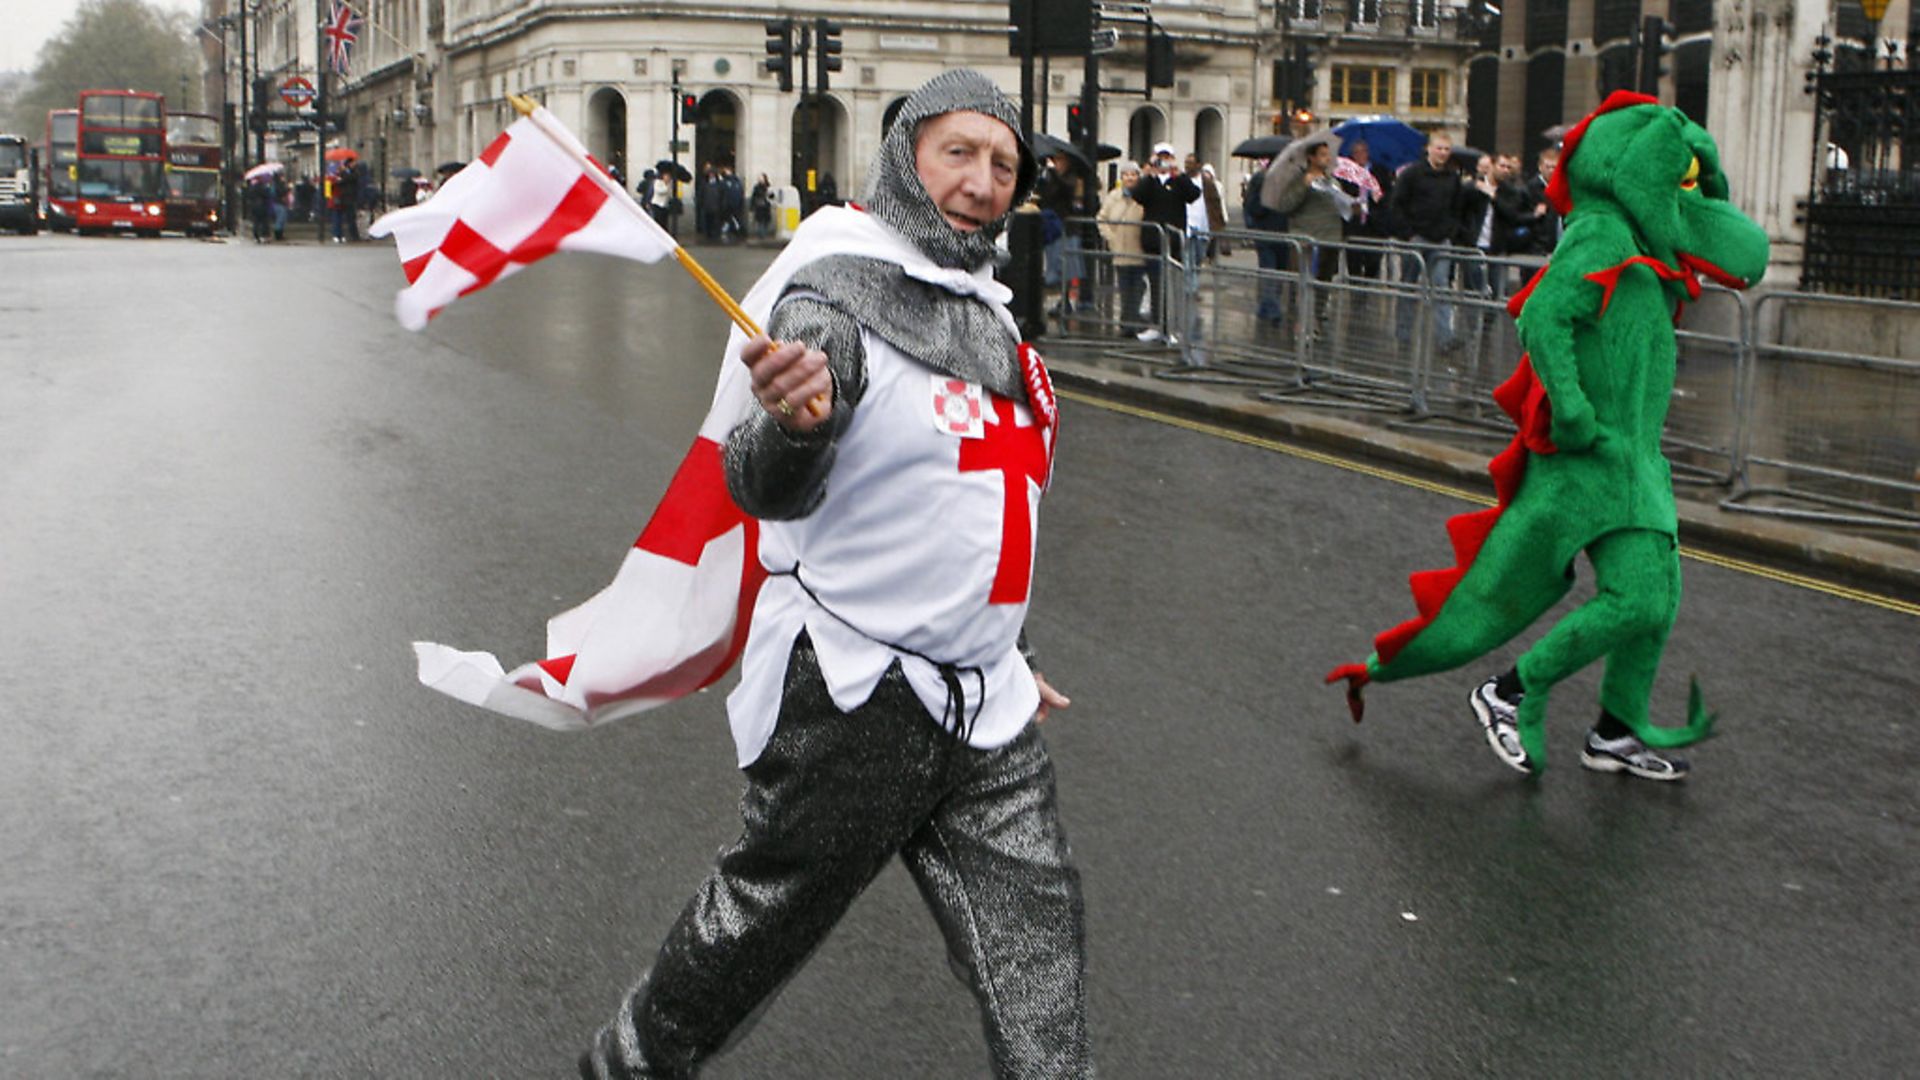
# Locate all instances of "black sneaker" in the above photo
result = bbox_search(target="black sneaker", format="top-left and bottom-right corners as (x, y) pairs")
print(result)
(1581, 730), (1690, 781)
(1469, 675), (1533, 774)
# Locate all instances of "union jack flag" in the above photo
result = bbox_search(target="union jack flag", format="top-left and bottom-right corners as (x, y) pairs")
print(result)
(323, 1), (363, 75)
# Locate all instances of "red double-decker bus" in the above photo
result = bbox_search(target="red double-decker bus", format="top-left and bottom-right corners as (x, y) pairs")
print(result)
(43, 109), (77, 231)
(75, 89), (167, 235)
(164, 111), (221, 235)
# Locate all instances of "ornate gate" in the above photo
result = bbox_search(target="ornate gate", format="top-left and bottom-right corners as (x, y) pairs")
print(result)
(1802, 61), (1919, 299)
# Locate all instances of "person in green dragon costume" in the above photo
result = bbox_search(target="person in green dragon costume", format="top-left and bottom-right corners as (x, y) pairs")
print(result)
(1327, 92), (1771, 780)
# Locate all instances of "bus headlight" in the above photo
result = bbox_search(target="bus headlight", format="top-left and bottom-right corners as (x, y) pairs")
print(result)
(147, 204), (163, 217)
(83, 202), (97, 214)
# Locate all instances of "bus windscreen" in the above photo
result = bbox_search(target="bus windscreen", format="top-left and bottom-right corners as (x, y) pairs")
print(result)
(78, 158), (165, 199)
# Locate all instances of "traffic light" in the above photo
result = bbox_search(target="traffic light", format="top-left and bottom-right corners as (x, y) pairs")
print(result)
(250, 76), (271, 133)
(1146, 22), (1175, 89)
(764, 19), (795, 93)
(1637, 15), (1672, 96)
(1066, 103), (1086, 143)
(680, 93), (699, 125)
(814, 19), (843, 93)
(1290, 41), (1317, 105)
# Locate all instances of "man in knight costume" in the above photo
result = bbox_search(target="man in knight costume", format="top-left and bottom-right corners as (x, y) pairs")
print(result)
(580, 70), (1093, 1079)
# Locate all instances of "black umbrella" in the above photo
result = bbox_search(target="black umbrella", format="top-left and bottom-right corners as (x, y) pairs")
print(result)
(1231, 134), (1293, 159)
(435, 160), (466, 175)
(390, 166), (422, 180)
(1030, 132), (1093, 175)
(654, 159), (693, 183)
(1096, 142), (1124, 162)
(1450, 145), (1488, 170)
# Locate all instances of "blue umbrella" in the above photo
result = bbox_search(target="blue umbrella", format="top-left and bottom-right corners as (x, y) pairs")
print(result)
(1333, 115), (1427, 172)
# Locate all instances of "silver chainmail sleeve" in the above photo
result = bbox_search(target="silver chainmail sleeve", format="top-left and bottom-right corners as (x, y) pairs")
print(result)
(721, 293), (868, 521)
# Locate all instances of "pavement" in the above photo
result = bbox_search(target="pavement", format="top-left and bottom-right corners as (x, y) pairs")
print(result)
(1041, 343), (1920, 606)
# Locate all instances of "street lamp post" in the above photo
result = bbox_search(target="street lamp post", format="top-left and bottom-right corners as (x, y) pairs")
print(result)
(196, 15), (237, 233)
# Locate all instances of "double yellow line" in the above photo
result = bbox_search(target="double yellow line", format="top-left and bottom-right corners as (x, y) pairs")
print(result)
(1059, 387), (1920, 619)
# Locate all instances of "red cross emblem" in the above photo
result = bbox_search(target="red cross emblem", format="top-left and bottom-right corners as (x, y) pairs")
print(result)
(932, 376), (984, 437)
(958, 395), (1050, 604)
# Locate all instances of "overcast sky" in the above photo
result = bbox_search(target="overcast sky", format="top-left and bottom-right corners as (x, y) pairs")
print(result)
(5, 0), (205, 73)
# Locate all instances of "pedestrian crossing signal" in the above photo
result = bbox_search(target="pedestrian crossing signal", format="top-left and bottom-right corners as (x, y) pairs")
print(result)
(680, 93), (698, 125)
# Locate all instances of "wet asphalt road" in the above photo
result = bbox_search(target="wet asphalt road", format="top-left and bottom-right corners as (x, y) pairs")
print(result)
(2, 231), (1916, 1078)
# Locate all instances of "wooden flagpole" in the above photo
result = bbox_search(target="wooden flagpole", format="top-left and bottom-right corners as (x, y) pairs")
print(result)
(508, 94), (759, 338)
(508, 94), (826, 418)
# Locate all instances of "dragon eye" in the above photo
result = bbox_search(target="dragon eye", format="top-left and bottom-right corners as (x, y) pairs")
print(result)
(1680, 156), (1700, 191)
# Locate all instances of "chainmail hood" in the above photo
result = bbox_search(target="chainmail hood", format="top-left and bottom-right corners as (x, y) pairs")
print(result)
(863, 69), (1037, 271)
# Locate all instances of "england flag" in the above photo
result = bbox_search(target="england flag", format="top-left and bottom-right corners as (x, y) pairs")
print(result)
(372, 104), (755, 731)
(370, 105), (676, 330)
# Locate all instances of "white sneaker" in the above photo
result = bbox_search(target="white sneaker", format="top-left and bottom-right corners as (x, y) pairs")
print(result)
(1581, 730), (1689, 781)
(1469, 676), (1532, 775)
(1135, 327), (1164, 343)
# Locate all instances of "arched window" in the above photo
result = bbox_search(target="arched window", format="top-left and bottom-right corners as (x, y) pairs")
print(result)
(1128, 105), (1167, 166)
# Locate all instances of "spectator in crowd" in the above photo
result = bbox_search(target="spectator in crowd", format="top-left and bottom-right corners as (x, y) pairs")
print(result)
(1526, 145), (1562, 254)
(1185, 154), (1228, 263)
(751, 173), (774, 238)
(698, 163), (721, 241)
(245, 176), (271, 242)
(293, 175), (315, 223)
(352, 160), (376, 237)
(1262, 131), (1351, 337)
(1388, 129), (1466, 351)
(1099, 162), (1151, 335)
(328, 162), (359, 243)
(1242, 158), (1292, 328)
(268, 173), (288, 240)
(1458, 153), (1498, 294)
(650, 168), (674, 227)
(718, 162), (745, 243)
(637, 168), (656, 211)
(1339, 139), (1389, 281)
(1034, 149), (1084, 315)
(1489, 153), (1537, 255)
(1129, 142), (1200, 343)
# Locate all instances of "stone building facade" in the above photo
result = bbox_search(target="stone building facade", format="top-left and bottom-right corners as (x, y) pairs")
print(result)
(217, 0), (1485, 207)
(208, 0), (1898, 274)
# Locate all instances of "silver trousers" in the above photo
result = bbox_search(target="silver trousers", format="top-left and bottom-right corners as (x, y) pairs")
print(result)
(583, 634), (1092, 1079)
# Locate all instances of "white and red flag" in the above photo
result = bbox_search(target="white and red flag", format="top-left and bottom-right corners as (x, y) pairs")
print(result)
(369, 104), (676, 330)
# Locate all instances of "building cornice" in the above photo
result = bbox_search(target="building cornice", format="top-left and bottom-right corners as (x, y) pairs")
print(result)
(441, 2), (1262, 59)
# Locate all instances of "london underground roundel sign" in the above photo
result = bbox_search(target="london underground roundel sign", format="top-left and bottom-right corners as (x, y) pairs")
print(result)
(280, 77), (316, 109)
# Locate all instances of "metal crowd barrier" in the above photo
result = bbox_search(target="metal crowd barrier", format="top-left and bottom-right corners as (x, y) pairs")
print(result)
(1042, 222), (1919, 535)
(1722, 292), (1920, 531)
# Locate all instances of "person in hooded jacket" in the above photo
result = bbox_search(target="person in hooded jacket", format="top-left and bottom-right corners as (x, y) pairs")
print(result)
(579, 69), (1090, 1080)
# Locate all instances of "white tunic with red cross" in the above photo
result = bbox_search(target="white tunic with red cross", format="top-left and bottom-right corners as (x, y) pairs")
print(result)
(727, 327), (1057, 766)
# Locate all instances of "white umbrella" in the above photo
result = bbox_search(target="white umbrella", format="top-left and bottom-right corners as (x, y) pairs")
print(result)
(243, 161), (284, 183)
(1259, 129), (1340, 209)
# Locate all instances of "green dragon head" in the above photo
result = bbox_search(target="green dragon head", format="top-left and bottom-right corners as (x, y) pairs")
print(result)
(1549, 92), (1771, 293)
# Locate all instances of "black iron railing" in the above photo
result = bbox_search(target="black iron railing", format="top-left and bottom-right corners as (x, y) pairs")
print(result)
(1803, 66), (1920, 299)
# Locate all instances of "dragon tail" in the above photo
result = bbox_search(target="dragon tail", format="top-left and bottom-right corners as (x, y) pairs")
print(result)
(1629, 676), (1718, 748)
(1326, 270), (1578, 717)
